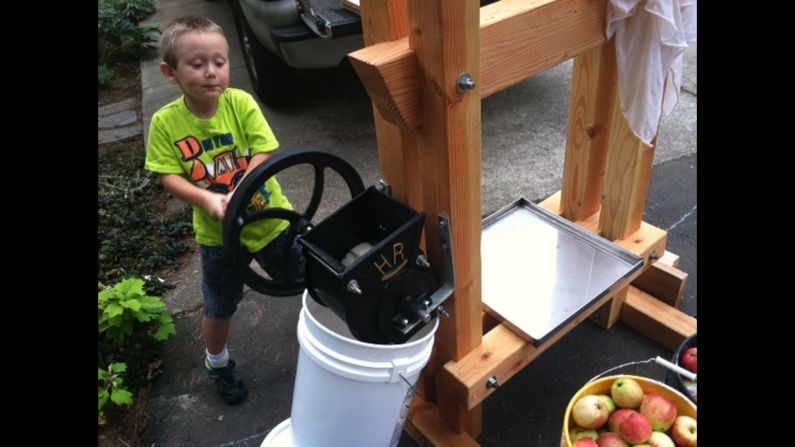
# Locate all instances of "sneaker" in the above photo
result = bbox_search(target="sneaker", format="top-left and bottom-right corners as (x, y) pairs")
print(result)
(206, 358), (247, 405)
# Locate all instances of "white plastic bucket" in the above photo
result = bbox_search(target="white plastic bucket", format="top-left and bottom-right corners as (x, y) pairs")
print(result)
(264, 290), (438, 447)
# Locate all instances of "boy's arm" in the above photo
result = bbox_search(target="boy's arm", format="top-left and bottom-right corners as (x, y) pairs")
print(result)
(161, 174), (227, 222)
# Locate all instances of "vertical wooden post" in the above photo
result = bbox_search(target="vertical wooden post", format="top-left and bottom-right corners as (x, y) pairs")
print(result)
(407, 0), (483, 437)
(560, 40), (617, 221)
(360, 0), (422, 208)
(590, 53), (657, 329)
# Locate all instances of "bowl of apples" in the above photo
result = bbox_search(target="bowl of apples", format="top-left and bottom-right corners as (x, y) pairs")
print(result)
(562, 375), (697, 447)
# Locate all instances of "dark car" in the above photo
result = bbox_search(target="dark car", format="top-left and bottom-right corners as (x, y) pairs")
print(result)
(226, 0), (363, 105)
(226, 0), (501, 106)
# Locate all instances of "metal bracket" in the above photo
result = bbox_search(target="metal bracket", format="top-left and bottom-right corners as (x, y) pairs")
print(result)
(394, 215), (456, 335)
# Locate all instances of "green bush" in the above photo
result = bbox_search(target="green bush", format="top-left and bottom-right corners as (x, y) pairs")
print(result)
(98, 278), (176, 391)
(98, 362), (134, 411)
(98, 0), (159, 85)
(99, 277), (176, 347)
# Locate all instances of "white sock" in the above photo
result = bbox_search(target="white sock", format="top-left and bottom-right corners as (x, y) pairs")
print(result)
(206, 347), (230, 368)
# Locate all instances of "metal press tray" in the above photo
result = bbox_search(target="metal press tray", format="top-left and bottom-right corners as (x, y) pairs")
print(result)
(481, 198), (644, 346)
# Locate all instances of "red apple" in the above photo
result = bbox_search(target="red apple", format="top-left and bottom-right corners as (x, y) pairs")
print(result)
(610, 377), (644, 408)
(607, 409), (634, 433)
(647, 431), (675, 447)
(573, 439), (598, 447)
(639, 394), (677, 431)
(617, 411), (652, 444)
(670, 415), (697, 447)
(680, 347), (697, 373)
(596, 432), (629, 447)
(572, 395), (610, 429)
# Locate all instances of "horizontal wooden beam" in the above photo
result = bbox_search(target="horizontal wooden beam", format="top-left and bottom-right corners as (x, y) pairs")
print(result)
(621, 286), (697, 351)
(349, 0), (607, 129)
(631, 261), (689, 308)
(348, 39), (420, 130)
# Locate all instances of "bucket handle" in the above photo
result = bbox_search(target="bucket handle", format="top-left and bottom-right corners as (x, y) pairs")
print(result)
(398, 372), (421, 396)
(587, 356), (696, 385)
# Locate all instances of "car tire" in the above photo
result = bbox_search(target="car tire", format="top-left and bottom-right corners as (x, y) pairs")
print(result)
(232, 4), (297, 106)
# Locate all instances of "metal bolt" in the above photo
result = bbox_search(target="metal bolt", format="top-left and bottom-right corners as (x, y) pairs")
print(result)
(486, 376), (500, 389)
(436, 305), (450, 318)
(649, 250), (659, 261)
(376, 179), (391, 195)
(400, 318), (410, 327)
(457, 73), (476, 93)
(416, 254), (431, 268)
(237, 216), (245, 227)
(347, 280), (362, 295)
(423, 298), (432, 307)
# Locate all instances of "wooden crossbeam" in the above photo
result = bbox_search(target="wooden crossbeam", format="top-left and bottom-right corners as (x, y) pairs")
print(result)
(621, 286), (697, 351)
(349, 0), (608, 129)
(632, 261), (688, 308)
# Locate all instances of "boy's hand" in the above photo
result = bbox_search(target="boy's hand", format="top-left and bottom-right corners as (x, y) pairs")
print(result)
(205, 193), (228, 222)
(221, 191), (235, 214)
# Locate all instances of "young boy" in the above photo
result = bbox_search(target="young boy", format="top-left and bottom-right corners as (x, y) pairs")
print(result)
(145, 16), (303, 405)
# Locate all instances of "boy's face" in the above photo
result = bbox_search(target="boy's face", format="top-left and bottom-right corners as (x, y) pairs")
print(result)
(161, 31), (230, 103)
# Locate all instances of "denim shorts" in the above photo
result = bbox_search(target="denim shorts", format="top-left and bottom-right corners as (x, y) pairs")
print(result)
(200, 229), (305, 320)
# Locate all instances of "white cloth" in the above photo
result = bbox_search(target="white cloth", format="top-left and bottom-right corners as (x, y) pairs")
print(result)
(607, 0), (697, 146)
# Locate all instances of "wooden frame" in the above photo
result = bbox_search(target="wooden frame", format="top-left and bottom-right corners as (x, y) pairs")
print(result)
(349, 0), (695, 444)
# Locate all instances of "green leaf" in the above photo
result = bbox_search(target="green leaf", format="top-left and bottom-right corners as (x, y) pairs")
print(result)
(121, 298), (141, 311)
(134, 310), (152, 322)
(117, 278), (145, 298)
(98, 388), (110, 410)
(111, 388), (134, 406)
(152, 322), (176, 341)
(140, 296), (166, 309)
(104, 303), (124, 318)
(110, 362), (127, 373)
(98, 368), (106, 381)
(98, 288), (114, 304)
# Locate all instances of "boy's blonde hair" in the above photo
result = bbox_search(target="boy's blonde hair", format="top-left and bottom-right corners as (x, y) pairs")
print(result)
(160, 16), (226, 68)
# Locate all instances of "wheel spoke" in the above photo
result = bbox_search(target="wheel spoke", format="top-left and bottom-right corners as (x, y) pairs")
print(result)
(303, 163), (325, 220)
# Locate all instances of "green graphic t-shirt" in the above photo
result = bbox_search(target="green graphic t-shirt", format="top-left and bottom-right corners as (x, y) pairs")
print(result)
(145, 88), (291, 252)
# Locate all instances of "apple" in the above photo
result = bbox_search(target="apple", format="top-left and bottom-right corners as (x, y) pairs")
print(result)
(607, 409), (634, 433)
(572, 395), (611, 429)
(595, 432), (629, 447)
(647, 431), (675, 447)
(596, 394), (617, 413)
(569, 427), (598, 442)
(681, 347), (697, 374)
(610, 377), (644, 408)
(617, 411), (652, 444)
(572, 439), (598, 447)
(670, 415), (697, 447)
(639, 394), (677, 431)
